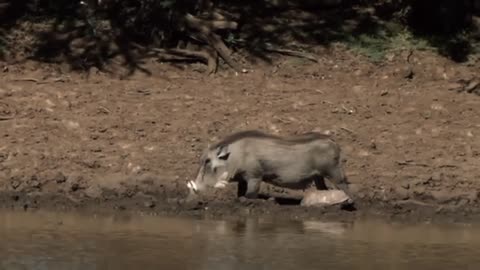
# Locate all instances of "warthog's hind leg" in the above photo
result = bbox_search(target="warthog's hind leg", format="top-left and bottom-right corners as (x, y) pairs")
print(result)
(313, 175), (328, 190)
(327, 166), (352, 196)
(237, 180), (247, 198)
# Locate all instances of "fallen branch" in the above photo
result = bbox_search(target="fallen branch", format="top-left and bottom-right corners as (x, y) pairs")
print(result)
(183, 13), (246, 74)
(0, 102), (17, 121)
(340, 127), (355, 134)
(152, 48), (218, 74)
(396, 160), (429, 167)
(393, 199), (434, 207)
(261, 44), (319, 63)
(206, 32), (245, 74)
(184, 13), (238, 32)
(9, 77), (68, 84)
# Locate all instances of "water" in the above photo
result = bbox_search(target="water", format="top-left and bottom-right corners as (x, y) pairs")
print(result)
(1, 210), (480, 270)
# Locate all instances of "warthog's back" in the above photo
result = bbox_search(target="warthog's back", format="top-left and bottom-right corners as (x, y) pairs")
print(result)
(211, 130), (334, 150)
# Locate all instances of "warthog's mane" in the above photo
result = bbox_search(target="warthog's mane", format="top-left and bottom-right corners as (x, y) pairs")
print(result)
(210, 130), (332, 149)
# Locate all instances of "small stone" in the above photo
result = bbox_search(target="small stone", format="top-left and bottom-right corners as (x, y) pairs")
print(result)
(30, 180), (41, 188)
(402, 67), (414, 79)
(465, 190), (478, 203)
(347, 183), (362, 194)
(394, 187), (410, 200)
(447, 82), (465, 92)
(55, 172), (67, 183)
(71, 183), (80, 192)
(430, 172), (443, 182)
(465, 80), (479, 93)
(144, 200), (156, 208)
(413, 186), (426, 196)
(11, 180), (20, 189)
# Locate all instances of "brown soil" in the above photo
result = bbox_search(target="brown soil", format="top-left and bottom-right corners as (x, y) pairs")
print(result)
(1, 42), (480, 224)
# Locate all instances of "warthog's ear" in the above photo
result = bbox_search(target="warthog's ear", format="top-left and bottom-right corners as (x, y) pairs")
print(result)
(216, 145), (230, 160)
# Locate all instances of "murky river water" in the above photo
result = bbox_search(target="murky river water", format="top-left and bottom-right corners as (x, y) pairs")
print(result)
(1, 210), (480, 270)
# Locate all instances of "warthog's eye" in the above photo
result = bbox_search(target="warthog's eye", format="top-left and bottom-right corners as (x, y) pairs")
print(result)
(204, 158), (211, 165)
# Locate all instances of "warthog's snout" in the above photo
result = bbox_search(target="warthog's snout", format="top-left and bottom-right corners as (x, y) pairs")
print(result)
(186, 171), (230, 194)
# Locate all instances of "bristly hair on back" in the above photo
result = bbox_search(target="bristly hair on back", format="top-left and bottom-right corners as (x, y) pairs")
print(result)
(210, 130), (332, 149)
(210, 130), (274, 149)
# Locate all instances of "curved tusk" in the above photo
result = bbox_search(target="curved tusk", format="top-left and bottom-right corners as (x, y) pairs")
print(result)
(191, 181), (197, 191)
(187, 181), (198, 193)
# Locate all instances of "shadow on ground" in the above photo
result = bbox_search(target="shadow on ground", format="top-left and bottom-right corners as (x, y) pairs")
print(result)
(1, 0), (479, 74)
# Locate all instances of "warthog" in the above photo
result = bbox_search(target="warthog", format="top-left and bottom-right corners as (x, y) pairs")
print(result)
(187, 130), (351, 200)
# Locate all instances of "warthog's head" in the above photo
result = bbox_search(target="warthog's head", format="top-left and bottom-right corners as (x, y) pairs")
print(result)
(187, 144), (231, 194)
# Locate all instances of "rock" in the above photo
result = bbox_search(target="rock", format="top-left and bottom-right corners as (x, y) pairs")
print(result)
(71, 183), (80, 192)
(430, 190), (478, 204)
(301, 190), (353, 207)
(465, 190), (479, 203)
(447, 82), (465, 92)
(401, 182), (410, 189)
(11, 180), (20, 190)
(347, 183), (362, 194)
(465, 80), (479, 93)
(55, 172), (67, 183)
(394, 186), (410, 200)
(412, 185), (426, 196)
(430, 172), (443, 182)
(402, 67), (414, 79)
(144, 200), (156, 208)
(430, 190), (452, 203)
(30, 180), (41, 189)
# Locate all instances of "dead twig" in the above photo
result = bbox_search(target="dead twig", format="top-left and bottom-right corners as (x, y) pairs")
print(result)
(396, 160), (429, 167)
(261, 44), (319, 63)
(273, 116), (292, 124)
(437, 164), (459, 168)
(152, 47), (218, 74)
(0, 102), (17, 121)
(340, 127), (355, 134)
(9, 77), (68, 84)
(394, 199), (434, 207)
(10, 78), (40, 83)
(341, 104), (355, 114)
(97, 105), (111, 114)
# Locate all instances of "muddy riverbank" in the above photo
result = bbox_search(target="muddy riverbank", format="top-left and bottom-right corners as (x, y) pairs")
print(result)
(1, 46), (480, 224)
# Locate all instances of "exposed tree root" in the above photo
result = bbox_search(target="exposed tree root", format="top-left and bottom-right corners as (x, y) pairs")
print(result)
(261, 44), (319, 63)
(151, 48), (218, 74)
(182, 13), (247, 74)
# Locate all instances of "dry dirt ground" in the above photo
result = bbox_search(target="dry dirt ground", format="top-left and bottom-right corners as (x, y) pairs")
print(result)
(1, 46), (480, 224)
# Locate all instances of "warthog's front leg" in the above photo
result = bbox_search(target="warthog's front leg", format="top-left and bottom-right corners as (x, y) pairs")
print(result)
(244, 178), (261, 199)
(213, 171), (230, 189)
